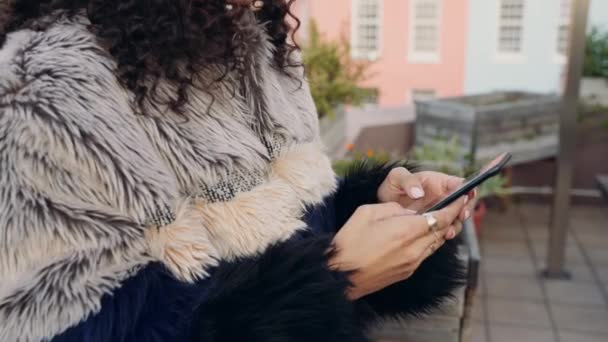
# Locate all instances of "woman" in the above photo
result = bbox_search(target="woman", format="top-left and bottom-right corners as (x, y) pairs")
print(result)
(0, 0), (475, 341)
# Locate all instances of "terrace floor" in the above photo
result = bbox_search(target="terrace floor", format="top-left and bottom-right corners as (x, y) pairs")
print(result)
(472, 201), (608, 342)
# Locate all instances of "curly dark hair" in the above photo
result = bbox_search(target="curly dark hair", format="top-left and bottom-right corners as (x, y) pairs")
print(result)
(0, 0), (301, 113)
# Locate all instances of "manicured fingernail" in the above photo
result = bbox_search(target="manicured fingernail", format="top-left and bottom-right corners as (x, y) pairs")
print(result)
(410, 187), (425, 199)
(446, 229), (455, 239)
(465, 210), (471, 219)
(464, 195), (469, 204)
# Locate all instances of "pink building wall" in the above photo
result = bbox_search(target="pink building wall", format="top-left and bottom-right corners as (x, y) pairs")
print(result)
(294, 0), (468, 107)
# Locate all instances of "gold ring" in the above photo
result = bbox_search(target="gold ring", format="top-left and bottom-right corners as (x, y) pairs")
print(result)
(422, 213), (439, 234)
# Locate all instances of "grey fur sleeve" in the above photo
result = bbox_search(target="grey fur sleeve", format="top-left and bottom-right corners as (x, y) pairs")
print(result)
(0, 97), (151, 342)
(0, 29), (216, 341)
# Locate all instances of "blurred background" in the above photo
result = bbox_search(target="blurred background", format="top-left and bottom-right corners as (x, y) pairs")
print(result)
(292, 1), (608, 341)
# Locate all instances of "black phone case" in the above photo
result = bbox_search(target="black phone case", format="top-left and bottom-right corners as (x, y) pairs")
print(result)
(424, 153), (512, 213)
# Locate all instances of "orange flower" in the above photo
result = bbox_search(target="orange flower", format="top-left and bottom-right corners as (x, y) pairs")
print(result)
(345, 143), (355, 151)
(366, 149), (375, 158)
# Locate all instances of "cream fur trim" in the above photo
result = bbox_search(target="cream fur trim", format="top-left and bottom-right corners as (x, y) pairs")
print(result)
(194, 175), (305, 260)
(272, 141), (338, 206)
(193, 141), (337, 260)
(145, 202), (219, 282)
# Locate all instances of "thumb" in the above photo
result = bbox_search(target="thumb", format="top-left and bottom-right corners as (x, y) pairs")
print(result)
(388, 167), (425, 200)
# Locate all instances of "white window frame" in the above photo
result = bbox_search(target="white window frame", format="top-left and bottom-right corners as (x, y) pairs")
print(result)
(408, 0), (442, 63)
(555, 0), (571, 64)
(495, 0), (526, 63)
(351, 0), (383, 61)
(410, 88), (437, 103)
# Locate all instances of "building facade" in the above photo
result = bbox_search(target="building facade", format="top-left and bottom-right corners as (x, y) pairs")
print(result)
(294, 0), (608, 107)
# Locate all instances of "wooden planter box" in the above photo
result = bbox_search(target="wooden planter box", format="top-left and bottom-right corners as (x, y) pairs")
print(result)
(414, 92), (562, 166)
(370, 219), (481, 342)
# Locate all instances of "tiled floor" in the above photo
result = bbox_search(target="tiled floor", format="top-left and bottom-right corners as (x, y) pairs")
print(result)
(471, 202), (608, 342)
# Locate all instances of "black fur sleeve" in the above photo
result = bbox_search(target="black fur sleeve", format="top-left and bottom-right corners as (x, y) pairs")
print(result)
(190, 233), (370, 342)
(189, 160), (466, 342)
(355, 239), (466, 324)
(332, 160), (467, 324)
(332, 160), (415, 229)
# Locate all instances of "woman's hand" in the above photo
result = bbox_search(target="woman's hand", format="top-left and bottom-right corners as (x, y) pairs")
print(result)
(329, 198), (467, 300)
(377, 167), (475, 239)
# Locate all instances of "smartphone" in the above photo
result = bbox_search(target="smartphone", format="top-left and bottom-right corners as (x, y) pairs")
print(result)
(423, 152), (512, 213)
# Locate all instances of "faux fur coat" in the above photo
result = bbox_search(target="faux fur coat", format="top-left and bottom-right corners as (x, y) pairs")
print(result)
(0, 10), (465, 342)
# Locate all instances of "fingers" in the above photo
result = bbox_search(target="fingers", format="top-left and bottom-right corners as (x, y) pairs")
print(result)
(354, 202), (415, 223)
(382, 212), (448, 242)
(444, 220), (464, 240)
(444, 175), (465, 193)
(382, 195), (467, 241)
(415, 220), (462, 263)
(431, 196), (469, 229)
(459, 196), (475, 221)
(381, 213), (434, 240)
(458, 189), (477, 221)
(469, 189), (478, 201)
(413, 228), (446, 260)
(389, 167), (425, 200)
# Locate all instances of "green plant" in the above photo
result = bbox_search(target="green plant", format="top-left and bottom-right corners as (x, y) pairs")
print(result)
(333, 140), (509, 204)
(302, 21), (374, 118)
(410, 138), (509, 203)
(475, 173), (509, 201)
(410, 137), (465, 176)
(584, 27), (608, 78)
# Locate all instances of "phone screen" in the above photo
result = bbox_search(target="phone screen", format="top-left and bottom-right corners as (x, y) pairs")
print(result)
(423, 152), (511, 213)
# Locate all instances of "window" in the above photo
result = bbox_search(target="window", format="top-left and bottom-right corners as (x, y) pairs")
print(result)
(351, 0), (382, 60)
(497, 0), (525, 55)
(557, 0), (571, 56)
(411, 89), (436, 103)
(409, 0), (442, 62)
(362, 88), (380, 107)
